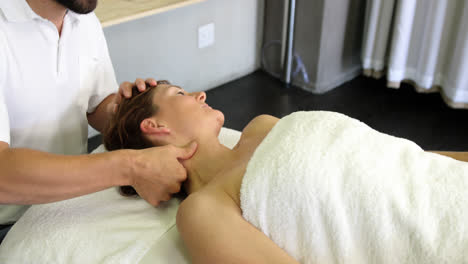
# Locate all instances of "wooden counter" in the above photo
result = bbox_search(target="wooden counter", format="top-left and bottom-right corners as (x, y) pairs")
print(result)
(95, 0), (206, 28)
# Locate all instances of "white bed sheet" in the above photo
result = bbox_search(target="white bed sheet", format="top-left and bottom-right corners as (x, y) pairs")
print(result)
(139, 225), (189, 264)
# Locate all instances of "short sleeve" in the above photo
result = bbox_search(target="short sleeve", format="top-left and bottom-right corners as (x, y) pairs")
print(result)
(0, 93), (9, 145)
(0, 41), (10, 145)
(86, 14), (118, 114)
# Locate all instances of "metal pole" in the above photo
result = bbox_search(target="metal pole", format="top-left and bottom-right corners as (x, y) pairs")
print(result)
(283, 0), (296, 86)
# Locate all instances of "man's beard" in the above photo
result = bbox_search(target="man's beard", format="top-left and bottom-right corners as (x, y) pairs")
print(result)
(55, 0), (98, 14)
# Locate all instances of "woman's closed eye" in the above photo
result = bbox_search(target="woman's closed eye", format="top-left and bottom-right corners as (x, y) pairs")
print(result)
(177, 91), (185, 95)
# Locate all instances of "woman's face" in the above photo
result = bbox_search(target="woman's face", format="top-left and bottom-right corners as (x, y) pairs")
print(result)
(149, 84), (225, 145)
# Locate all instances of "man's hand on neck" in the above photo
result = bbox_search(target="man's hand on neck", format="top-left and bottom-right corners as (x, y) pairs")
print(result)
(26, 0), (67, 35)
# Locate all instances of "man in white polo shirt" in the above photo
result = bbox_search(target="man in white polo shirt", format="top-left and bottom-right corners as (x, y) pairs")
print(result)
(0, 0), (197, 240)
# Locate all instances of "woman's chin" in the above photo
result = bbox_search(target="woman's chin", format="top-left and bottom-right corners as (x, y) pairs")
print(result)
(212, 110), (225, 134)
(215, 110), (225, 127)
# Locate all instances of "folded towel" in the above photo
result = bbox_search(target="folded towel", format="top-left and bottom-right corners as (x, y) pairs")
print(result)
(0, 127), (241, 264)
(240, 111), (468, 264)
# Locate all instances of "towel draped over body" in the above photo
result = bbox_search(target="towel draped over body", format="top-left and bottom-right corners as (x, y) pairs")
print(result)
(240, 111), (468, 264)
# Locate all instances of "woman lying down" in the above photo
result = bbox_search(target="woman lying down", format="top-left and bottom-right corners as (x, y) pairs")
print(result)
(104, 81), (468, 264)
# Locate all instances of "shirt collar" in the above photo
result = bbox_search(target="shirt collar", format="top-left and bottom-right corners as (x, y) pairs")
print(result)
(0, 0), (81, 24)
(0, 0), (41, 22)
(65, 10), (81, 24)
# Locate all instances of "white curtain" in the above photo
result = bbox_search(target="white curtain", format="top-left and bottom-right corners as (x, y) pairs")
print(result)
(362, 0), (468, 108)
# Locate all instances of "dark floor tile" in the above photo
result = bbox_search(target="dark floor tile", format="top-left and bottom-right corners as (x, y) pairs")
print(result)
(205, 71), (310, 130)
(205, 70), (468, 151)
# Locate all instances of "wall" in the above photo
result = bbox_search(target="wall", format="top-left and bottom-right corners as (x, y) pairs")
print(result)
(103, 0), (264, 91)
(262, 0), (366, 93)
(89, 0), (265, 138)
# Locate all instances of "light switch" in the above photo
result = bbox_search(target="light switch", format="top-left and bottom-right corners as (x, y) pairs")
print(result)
(198, 23), (215, 49)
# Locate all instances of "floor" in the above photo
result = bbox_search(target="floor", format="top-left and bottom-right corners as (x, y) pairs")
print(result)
(89, 70), (468, 152)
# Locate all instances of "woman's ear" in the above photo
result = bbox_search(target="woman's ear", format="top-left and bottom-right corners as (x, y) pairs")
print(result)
(140, 118), (171, 136)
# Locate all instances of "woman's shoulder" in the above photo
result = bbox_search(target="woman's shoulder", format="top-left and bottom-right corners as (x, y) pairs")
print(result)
(241, 115), (279, 139)
(248, 114), (279, 125)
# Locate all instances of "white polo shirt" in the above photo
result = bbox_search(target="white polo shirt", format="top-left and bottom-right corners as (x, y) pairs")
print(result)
(0, 0), (118, 223)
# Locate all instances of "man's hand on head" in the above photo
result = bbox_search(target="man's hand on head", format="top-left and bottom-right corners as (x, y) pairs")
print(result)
(110, 78), (158, 114)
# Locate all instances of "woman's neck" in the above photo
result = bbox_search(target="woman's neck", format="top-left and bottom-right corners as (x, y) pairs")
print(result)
(182, 137), (237, 194)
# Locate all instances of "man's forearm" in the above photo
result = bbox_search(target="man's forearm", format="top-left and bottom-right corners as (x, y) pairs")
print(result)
(87, 93), (116, 134)
(0, 147), (132, 204)
(430, 151), (468, 162)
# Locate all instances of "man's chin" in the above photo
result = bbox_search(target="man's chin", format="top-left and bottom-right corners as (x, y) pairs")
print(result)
(55, 0), (98, 14)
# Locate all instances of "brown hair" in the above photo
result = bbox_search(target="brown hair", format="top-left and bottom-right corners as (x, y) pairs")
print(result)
(103, 80), (171, 196)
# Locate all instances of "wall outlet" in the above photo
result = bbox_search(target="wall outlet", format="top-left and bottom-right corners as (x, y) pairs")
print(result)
(198, 23), (215, 49)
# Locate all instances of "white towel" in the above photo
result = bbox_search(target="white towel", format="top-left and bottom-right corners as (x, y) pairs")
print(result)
(240, 111), (468, 264)
(0, 127), (241, 264)
(0, 183), (180, 264)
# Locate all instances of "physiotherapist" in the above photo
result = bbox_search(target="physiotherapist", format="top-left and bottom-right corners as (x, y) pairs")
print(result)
(0, 0), (197, 241)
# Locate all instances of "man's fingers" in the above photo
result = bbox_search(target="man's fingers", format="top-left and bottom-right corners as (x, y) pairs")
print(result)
(119, 82), (133, 98)
(169, 183), (182, 194)
(150, 200), (161, 207)
(145, 78), (157, 87)
(176, 141), (198, 160)
(135, 78), (146, 92)
(167, 183), (181, 194)
(174, 165), (188, 182)
(161, 194), (172, 202)
(119, 78), (157, 99)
